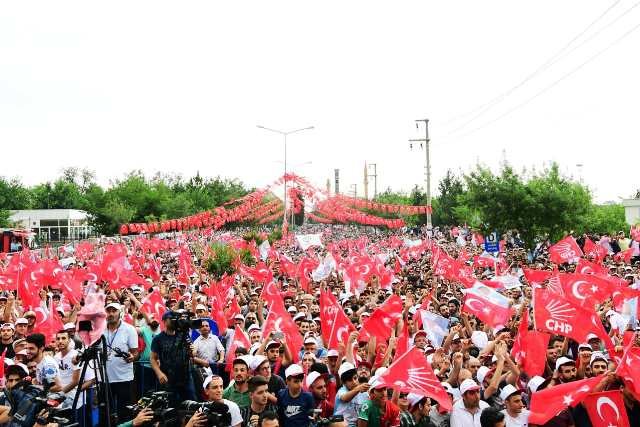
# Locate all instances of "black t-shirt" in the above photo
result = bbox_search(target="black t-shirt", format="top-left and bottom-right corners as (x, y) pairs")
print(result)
(268, 373), (286, 395)
(0, 341), (15, 359)
(150, 332), (191, 386)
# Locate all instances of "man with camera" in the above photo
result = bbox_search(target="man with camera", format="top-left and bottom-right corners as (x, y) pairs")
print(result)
(200, 374), (243, 427)
(150, 311), (197, 405)
(104, 302), (139, 418)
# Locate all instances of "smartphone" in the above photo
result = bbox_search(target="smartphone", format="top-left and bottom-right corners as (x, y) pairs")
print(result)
(273, 332), (284, 340)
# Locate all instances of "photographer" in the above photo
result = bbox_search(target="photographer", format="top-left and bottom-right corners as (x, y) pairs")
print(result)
(201, 374), (242, 427)
(150, 311), (196, 405)
(104, 302), (139, 417)
(116, 407), (209, 427)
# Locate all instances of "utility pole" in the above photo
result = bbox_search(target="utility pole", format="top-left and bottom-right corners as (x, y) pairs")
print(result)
(409, 119), (432, 227)
(367, 163), (378, 199)
(363, 162), (369, 200)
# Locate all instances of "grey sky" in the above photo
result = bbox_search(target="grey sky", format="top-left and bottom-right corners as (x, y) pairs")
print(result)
(1, 1), (638, 203)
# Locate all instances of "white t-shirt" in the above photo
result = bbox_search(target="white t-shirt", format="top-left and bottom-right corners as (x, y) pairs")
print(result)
(502, 409), (529, 427)
(55, 349), (81, 406)
(36, 355), (60, 387)
(450, 398), (490, 427)
(104, 322), (138, 383)
(193, 334), (225, 363)
(224, 398), (243, 427)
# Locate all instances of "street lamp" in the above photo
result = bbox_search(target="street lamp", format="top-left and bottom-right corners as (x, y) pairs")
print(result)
(256, 125), (314, 227)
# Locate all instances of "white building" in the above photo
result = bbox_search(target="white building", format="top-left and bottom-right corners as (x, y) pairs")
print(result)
(622, 199), (640, 225)
(9, 209), (94, 242)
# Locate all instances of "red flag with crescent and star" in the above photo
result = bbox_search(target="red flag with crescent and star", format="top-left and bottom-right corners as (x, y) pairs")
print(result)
(582, 390), (630, 427)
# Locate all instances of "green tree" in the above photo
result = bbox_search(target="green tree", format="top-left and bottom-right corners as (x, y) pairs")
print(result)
(578, 204), (628, 235)
(433, 170), (464, 226)
(459, 163), (591, 247)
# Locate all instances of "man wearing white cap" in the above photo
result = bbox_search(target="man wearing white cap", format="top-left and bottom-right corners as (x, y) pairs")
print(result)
(277, 364), (314, 427)
(399, 394), (434, 427)
(335, 362), (369, 427)
(357, 376), (400, 427)
(499, 384), (528, 427)
(450, 379), (489, 427)
(306, 371), (333, 418)
(103, 301), (139, 417)
(202, 374), (243, 427)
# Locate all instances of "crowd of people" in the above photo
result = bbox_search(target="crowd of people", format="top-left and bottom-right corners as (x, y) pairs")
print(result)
(0, 222), (639, 427)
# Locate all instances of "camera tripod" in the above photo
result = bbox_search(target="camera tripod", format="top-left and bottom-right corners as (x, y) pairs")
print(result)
(70, 336), (114, 427)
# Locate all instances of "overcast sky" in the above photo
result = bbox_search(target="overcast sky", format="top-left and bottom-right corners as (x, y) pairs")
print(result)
(1, 1), (638, 204)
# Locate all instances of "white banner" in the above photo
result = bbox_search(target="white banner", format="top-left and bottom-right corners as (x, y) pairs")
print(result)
(259, 240), (271, 261)
(311, 253), (336, 282)
(296, 233), (323, 250)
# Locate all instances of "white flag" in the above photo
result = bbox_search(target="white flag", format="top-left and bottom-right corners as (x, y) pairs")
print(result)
(311, 253), (336, 282)
(296, 233), (323, 250)
(259, 240), (271, 261)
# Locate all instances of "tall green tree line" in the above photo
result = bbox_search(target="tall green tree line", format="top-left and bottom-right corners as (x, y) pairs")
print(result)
(0, 168), (249, 235)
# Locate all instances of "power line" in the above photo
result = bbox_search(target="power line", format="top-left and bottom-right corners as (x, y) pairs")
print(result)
(442, 0), (628, 133)
(443, 18), (640, 142)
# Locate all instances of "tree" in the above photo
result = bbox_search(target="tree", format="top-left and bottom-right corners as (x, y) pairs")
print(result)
(578, 204), (628, 235)
(433, 170), (464, 226)
(459, 163), (591, 247)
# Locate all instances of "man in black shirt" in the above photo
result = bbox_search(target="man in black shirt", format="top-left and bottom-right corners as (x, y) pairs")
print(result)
(0, 323), (15, 359)
(242, 375), (277, 427)
(150, 311), (196, 405)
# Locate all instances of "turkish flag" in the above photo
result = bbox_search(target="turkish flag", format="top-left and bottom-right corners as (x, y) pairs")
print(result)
(557, 273), (616, 307)
(57, 272), (83, 305)
(320, 288), (339, 345)
(262, 298), (303, 362)
(278, 253), (297, 277)
(297, 257), (319, 293)
(462, 282), (513, 328)
(584, 237), (608, 261)
(511, 308), (529, 364)
(361, 295), (403, 343)
(178, 246), (195, 284)
(575, 258), (608, 276)
(34, 302), (65, 344)
(523, 268), (552, 285)
(226, 325), (251, 372)
(377, 347), (452, 411)
(521, 331), (550, 377)
(240, 261), (273, 284)
(204, 283), (228, 333)
(533, 287), (613, 354)
(583, 390), (630, 427)
(529, 375), (604, 424)
(615, 346), (640, 401)
(614, 248), (635, 264)
(140, 289), (167, 327)
(0, 349), (6, 380)
(548, 236), (583, 264)
(328, 307), (356, 351)
(395, 318), (410, 357)
(259, 281), (281, 307)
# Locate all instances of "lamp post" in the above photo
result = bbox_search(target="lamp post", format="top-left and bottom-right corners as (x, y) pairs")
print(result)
(256, 125), (314, 227)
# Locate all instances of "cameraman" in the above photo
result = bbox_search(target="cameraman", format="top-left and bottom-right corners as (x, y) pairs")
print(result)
(104, 302), (139, 417)
(150, 311), (196, 405)
(201, 374), (242, 427)
(116, 407), (208, 427)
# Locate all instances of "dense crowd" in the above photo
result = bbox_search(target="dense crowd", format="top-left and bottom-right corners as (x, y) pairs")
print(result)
(0, 223), (639, 427)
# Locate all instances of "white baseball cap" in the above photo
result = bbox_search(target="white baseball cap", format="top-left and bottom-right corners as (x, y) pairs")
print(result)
(195, 304), (207, 311)
(306, 371), (322, 388)
(203, 375), (217, 390)
(407, 393), (427, 408)
(304, 337), (317, 345)
(338, 362), (357, 378)
(555, 356), (575, 371)
(63, 322), (75, 330)
(234, 314), (245, 321)
(250, 355), (268, 371)
(527, 376), (546, 393)
(293, 313), (307, 321)
(476, 366), (490, 384)
(247, 324), (261, 333)
(327, 349), (339, 358)
(15, 318), (28, 325)
(105, 302), (122, 311)
(499, 384), (520, 401)
(287, 306), (298, 313)
(459, 379), (480, 394)
(590, 352), (608, 366)
(285, 364), (304, 378)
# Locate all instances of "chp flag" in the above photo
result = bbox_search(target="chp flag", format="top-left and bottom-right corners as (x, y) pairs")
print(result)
(461, 282), (513, 328)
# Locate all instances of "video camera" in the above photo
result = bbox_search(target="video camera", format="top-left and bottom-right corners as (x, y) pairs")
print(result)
(316, 414), (345, 427)
(181, 400), (231, 427)
(7, 383), (74, 427)
(127, 391), (177, 426)
(168, 309), (197, 333)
